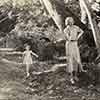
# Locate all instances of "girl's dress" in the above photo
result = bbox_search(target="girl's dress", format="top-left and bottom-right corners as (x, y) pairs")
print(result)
(23, 50), (33, 64)
(64, 25), (83, 73)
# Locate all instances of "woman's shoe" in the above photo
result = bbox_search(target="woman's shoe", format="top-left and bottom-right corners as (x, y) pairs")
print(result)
(70, 78), (75, 84)
(26, 73), (30, 77)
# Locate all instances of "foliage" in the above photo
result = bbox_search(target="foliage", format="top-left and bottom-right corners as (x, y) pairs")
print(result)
(0, 1), (100, 99)
(0, 0), (99, 61)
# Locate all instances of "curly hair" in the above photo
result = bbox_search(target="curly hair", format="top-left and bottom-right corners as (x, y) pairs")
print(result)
(65, 17), (74, 26)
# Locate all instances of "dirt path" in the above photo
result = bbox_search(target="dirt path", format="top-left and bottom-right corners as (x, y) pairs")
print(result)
(0, 58), (100, 100)
(0, 59), (54, 100)
(0, 60), (36, 100)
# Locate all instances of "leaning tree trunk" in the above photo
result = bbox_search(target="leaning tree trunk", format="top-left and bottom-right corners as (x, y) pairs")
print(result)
(40, 0), (63, 31)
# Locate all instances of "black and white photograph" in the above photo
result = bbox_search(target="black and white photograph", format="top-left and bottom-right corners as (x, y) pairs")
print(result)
(0, 0), (100, 100)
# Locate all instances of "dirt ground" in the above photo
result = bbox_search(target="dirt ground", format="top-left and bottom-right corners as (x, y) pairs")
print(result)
(0, 55), (100, 100)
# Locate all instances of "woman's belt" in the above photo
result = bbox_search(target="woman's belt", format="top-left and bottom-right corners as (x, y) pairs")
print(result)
(70, 40), (77, 42)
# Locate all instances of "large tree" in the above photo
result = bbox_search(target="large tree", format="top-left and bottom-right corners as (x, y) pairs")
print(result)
(39, 0), (100, 53)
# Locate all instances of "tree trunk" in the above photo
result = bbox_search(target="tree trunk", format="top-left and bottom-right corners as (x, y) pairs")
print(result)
(39, 0), (63, 31)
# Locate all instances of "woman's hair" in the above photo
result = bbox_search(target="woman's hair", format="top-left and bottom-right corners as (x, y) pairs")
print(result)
(65, 17), (74, 25)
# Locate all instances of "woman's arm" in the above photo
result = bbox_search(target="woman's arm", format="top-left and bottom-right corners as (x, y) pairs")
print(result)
(77, 27), (84, 40)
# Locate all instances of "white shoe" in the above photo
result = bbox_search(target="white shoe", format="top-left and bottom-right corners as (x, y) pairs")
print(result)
(70, 78), (75, 84)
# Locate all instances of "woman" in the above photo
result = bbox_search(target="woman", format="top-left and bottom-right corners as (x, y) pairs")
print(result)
(64, 17), (86, 84)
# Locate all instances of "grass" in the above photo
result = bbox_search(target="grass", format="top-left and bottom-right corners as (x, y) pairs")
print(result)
(0, 54), (100, 100)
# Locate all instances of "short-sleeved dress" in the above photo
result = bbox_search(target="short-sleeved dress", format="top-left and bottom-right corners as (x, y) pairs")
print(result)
(64, 25), (83, 73)
(23, 50), (33, 64)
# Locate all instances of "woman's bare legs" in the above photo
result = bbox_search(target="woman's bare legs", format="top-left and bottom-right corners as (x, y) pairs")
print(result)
(68, 56), (75, 84)
(77, 55), (87, 72)
(74, 71), (79, 82)
(70, 72), (75, 84)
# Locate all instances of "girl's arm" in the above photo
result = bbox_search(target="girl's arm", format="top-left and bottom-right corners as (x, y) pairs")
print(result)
(31, 51), (38, 58)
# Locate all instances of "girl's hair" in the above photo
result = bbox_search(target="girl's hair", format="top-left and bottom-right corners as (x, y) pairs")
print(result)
(65, 17), (74, 25)
(24, 44), (30, 48)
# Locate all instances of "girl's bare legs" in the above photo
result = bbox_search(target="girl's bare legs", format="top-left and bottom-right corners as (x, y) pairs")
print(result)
(26, 64), (30, 77)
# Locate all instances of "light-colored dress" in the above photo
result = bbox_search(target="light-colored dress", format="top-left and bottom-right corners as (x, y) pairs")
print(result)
(23, 50), (33, 64)
(64, 25), (83, 73)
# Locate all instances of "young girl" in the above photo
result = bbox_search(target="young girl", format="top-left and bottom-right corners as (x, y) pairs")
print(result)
(64, 17), (86, 84)
(23, 44), (38, 77)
